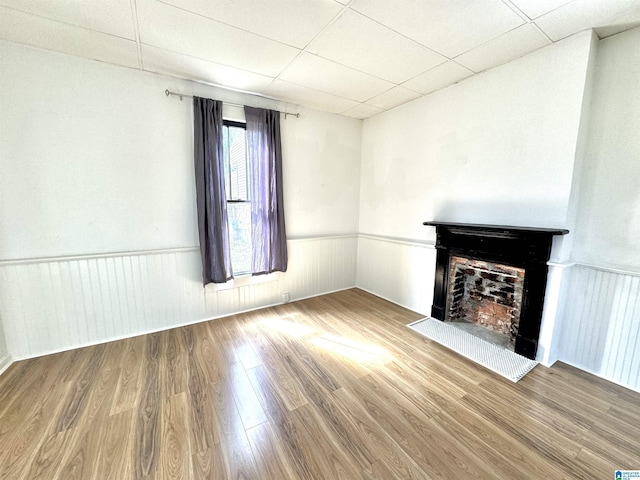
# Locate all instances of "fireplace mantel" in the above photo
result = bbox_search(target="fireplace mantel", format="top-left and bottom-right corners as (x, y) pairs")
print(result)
(423, 221), (568, 241)
(423, 221), (568, 359)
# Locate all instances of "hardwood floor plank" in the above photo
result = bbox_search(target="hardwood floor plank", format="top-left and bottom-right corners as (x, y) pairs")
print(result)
(55, 411), (105, 480)
(280, 343), (374, 472)
(344, 376), (500, 480)
(246, 422), (299, 480)
(182, 325), (218, 453)
(222, 317), (264, 370)
(191, 446), (226, 480)
(225, 361), (268, 431)
(459, 386), (589, 478)
(97, 409), (137, 480)
(160, 330), (188, 399)
(0, 288), (638, 479)
(22, 428), (75, 480)
(330, 386), (432, 480)
(110, 336), (145, 416)
(432, 403), (571, 479)
(0, 357), (44, 408)
(0, 381), (72, 479)
(288, 403), (366, 480)
(360, 460), (407, 480)
(0, 355), (69, 436)
(209, 374), (260, 480)
(246, 321), (310, 411)
(135, 333), (162, 478)
(575, 446), (639, 479)
(159, 392), (192, 480)
(246, 365), (320, 480)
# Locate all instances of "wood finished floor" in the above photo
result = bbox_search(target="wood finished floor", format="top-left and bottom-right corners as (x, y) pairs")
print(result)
(0, 288), (638, 479)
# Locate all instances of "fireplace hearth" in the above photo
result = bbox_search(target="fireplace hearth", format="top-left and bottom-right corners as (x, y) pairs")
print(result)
(423, 221), (568, 359)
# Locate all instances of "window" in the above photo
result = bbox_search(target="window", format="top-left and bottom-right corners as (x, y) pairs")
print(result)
(193, 98), (286, 284)
(222, 120), (252, 275)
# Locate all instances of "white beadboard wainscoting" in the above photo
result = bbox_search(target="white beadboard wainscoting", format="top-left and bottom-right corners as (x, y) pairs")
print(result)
(356, 234), (436, 316)
(559, 263), (640, 392)
(0, 235), (357, 360)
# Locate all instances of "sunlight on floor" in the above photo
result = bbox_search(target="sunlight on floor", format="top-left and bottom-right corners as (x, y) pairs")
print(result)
(309, 334), (392, 363)
(257, 316), (392, 364)
(259, 317), (317, 338)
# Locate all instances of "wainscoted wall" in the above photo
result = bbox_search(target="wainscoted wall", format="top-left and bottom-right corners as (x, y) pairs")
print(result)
(0, 235), (357, 360)
(2, 234), (639, 393)
(559, 264), (640, 391)
(356, 235), (436, 316)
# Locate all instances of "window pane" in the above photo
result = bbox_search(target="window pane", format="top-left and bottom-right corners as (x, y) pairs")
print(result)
(227, 126), (248, 201)
(227, 202), (252, 275)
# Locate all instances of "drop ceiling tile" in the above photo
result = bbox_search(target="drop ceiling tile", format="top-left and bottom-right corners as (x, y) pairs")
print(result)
(263, 79), (359, 114)
(350, 0), (525, 58)
(141, 45), (274, 93)
(0, 0), (135, 39)
(535, 0), (640, 41)
(0, 6), (139, 68)
(402, 61), (474, 95)
(508, 0), (574, 19)
(455, 23), (551, 73)
(366, 86), (421, 110)
(279, 53), (394, 102)
(160, 0), (342, 48)
(341, 103), (385, 119)
(308, 10), (445, 84)
(137, 0), (300, 77)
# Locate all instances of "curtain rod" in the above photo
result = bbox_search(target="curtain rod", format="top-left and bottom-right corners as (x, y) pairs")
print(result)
(164, 89), (300, 118)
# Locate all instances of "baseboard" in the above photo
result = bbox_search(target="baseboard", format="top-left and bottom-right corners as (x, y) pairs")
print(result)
(557, 359), (640, 394)
(0, 354), (12, 376)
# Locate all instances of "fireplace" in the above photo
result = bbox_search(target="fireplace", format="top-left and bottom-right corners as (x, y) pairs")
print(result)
(424, 222), (568, 359)
(447, 256), (525, 346)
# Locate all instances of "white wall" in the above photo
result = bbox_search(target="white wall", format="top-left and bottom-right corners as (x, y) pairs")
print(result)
(282, 110), (362, 238)
(0, 41), (361, 260)
(0, 40), (362, 359)
(556, 27), (640, 391)
(572, 27), (640, 271)
(359, 31), (594, 244)
(357, 32), (594, 317)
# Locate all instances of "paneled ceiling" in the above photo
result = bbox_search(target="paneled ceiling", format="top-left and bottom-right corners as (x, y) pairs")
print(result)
(1, 0), (640, 118)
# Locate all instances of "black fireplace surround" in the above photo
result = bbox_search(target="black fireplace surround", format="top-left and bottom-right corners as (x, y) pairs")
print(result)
(423, 221), (568, 359)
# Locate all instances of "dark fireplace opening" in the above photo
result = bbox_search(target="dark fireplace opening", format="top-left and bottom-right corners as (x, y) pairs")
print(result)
(423, 221), (569, 359)
(446, 256), (525, 350)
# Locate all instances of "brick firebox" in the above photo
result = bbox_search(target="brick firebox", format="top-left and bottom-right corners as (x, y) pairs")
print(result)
(446, 256), (525, 345)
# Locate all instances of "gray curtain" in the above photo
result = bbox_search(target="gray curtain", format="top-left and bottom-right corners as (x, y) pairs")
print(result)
(193, 96), (233, 284)
(244, 106), (288, 275)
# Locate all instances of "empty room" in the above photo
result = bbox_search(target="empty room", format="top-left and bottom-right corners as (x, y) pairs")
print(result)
(1, 0), (639, 478)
